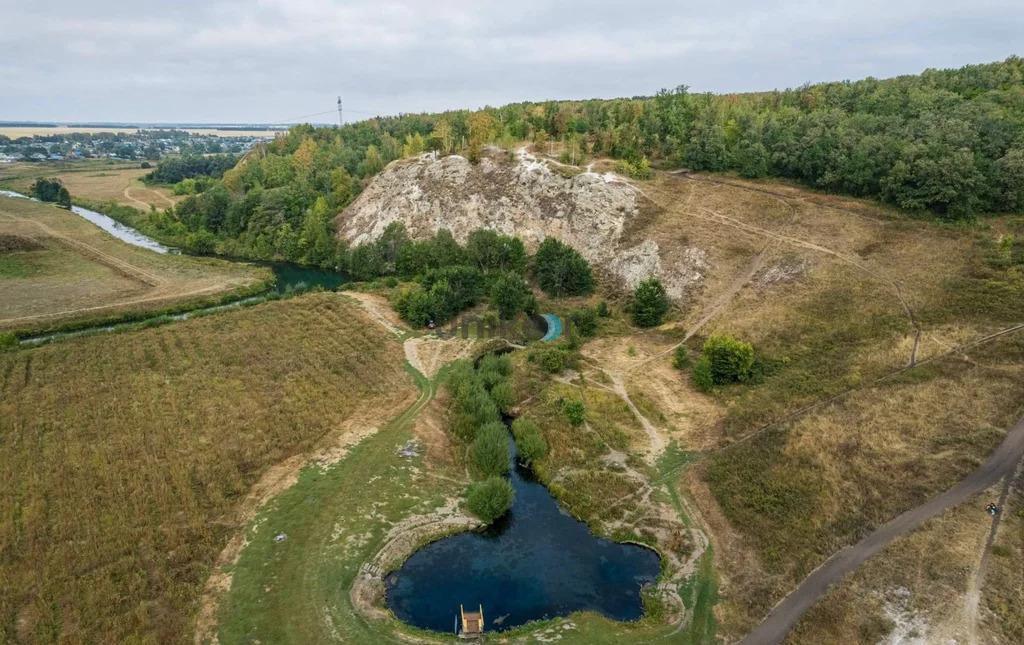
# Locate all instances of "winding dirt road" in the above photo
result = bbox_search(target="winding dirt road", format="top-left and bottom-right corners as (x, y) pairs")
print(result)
(739, 414), (1024, 645)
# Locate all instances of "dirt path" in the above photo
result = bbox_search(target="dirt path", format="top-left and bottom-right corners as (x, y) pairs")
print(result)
(122, 186), (152, 210)
(638, 176), (923, 366)
(739, 415), (1024, 645)
(608, 370), (664, 459)
(125, 184), (176, 210)
(964, 468), (1016, 645)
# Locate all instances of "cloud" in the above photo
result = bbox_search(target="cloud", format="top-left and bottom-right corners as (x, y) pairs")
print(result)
(0, 0), (1021, 122)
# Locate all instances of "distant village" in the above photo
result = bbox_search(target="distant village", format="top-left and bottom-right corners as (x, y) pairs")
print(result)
(0, 129), (275, 163)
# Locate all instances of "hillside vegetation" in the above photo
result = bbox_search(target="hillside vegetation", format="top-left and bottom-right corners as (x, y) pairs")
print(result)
(118, 57), (1024, 268)
(0, 294), (413, 644)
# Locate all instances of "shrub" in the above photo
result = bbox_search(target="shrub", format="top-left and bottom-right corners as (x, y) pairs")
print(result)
(672, 345), (690, 370)
(539, 347), (571, 373)
(450, 412), (479, 441)
(631, 276), (670, 327)
(597, 301), (610, 317)
(490, 381), (516, 413)
(564, 399), (585, 426)
(470, 422), (510, 476)
(465, 477), (515, 523)
(0, 332), (17, 351)
(568, 307), (599, 337)
(616, 157), (653, 179)
(478, 353), (512, 377)
(511, 418), (547, 466)
(703, 334), (755, 385)
(692, 356), (714, 393)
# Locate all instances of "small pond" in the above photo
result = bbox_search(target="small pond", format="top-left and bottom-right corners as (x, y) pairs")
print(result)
(385, 427), (661, 634)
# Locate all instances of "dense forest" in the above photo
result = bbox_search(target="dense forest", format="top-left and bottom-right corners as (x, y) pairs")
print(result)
(135, 57), (1024, 267)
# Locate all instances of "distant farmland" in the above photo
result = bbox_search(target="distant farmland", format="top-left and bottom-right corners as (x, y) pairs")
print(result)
(0, 126), (280, 138)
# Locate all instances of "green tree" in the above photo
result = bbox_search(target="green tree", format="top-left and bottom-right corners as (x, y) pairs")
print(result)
(491, 271), (531, 319)
(631, 276), (670, 327)
(532, 238), (593, 297)
(466, 230), (527, 274)
(56, 186), (72, 209)
(465, 477), (514, 523)
(299, 196), (336, 267)
(471, 421), (510, 476)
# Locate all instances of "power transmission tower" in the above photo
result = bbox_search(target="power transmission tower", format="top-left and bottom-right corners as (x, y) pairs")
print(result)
(337, 96), (343, 127)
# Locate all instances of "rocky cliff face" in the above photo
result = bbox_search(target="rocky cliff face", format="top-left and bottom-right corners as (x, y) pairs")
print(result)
(335, 148), (708, 300)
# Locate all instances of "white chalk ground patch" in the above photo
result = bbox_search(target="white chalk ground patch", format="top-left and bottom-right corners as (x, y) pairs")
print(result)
(882, 587), (930, 645)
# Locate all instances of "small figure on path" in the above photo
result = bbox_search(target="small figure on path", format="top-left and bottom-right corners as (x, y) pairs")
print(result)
(986, 503), (999, 516)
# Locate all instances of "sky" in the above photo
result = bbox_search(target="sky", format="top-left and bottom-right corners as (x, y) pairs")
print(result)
(1, 0), (1022, 124)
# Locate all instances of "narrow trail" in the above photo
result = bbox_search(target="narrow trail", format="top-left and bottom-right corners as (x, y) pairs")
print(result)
(639, 176), (923, 367)
(122, 186), (151, 210)
(739, 415), (1024, 645)
(608, 370), (664, 459)
(965, 467), (1017, 645)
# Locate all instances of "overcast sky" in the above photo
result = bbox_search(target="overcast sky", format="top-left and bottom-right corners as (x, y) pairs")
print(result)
(1, 0), (1022, 124)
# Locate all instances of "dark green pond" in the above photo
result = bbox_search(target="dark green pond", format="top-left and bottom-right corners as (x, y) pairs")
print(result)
(385, 427), (661, 634)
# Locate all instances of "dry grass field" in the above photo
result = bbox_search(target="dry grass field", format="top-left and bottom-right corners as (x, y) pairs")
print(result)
(567, 170), (1024, 642)
(0, 293), (415, 644)
(0, 195), (268, 333)
(0, 161), (181, 211)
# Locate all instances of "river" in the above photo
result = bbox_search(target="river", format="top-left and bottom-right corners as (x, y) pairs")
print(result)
(1, 189), (349, 341)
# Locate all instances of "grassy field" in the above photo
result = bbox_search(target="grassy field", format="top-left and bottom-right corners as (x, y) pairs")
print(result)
(0, 194), (268, 333)
(214, 344), (712, 645)
(0, 161), (181, 211)
(695, 333), (1024, 636)
(0, 293), (414, 644)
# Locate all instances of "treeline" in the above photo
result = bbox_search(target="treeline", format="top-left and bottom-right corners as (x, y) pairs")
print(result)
(350, 224), (592, 326)
(137, 57), (1024, 264)
(143, 154), (238, 184)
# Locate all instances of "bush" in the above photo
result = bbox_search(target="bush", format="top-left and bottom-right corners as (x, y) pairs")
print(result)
(511, 418), (547, 466)
(478, 353), (512, 377)
(470, 422), (510, 476)
(631, 276), (670, 327)
(490, 381), (516, 413)
(692, 356), (714, 393)
(703, 334), (754, 385)
(0, 332), (17, 351)
(616, 157), (653, 179)
(568, 307), (599, 337)
(465, 477), (515, 523)
(532, 238), (593, 297)
(597, 301), (610, 317)
(539, 347), (571, 373)
(672, 345), (690, 370)
(564, 399), (585, 426)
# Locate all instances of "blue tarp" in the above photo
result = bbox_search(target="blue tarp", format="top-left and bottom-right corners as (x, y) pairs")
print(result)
(540, 314), (562, 341)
